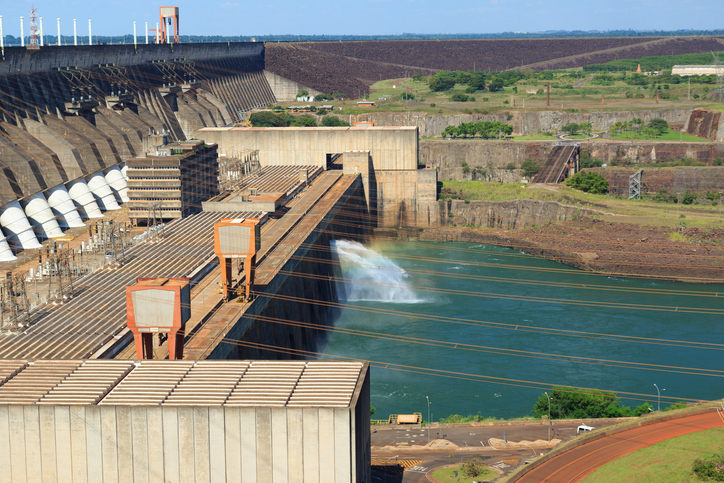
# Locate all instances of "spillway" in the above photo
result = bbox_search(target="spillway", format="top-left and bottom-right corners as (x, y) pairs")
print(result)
(46, 185), (85, 228)
(21, 192), (64, 239)
(104, 166), (129, 203)
(87, 172), (121, 211)
(0, 200), (43, 250)
(66, 179), (104, 219)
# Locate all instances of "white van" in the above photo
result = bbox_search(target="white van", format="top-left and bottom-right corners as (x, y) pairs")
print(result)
(577, 424), (595, 433)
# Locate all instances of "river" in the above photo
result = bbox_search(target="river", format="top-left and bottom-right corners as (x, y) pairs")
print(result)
(323, 239), (724, 421)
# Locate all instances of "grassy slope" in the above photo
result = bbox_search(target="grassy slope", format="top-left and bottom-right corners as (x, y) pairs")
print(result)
(610, 131), (712, 142)
(440, 181), (724, 230)
(580, 426), (724, 483)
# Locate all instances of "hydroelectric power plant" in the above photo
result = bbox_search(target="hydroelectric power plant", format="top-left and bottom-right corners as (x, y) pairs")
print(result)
(0, 24), (722, 481)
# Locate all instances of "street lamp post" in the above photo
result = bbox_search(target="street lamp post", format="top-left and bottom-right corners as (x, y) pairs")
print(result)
(654, 384), (665, 411)
(426, 396), (431, 444)
(545, 392), (551, 442)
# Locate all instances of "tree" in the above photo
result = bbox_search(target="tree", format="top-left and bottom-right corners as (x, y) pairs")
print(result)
(579, 122), (592, 134)
(532, 387), (629, 419)
(296, 89), (309, 99)
(401, 92), (415, 100)
(648, 118), (669, 134)
(290, 115), (317, 127)
(429, 72), (455, 91)
(488, 78), (504, 92)
(562, 122), (580, 134)
(412, 72), (422, 82)
(564, 172), (609, 194)
(320, 116), (349, 127)
(469, 73), (486, 91)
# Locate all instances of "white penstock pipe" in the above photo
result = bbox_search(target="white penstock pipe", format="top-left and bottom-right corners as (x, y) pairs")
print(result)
(133, 21), (137, 48)
(73, 18), (77, 46)
(88, 19), (91, 45)
(57, 18), (61, 46)
(0, 16), (4, 56)
(20, 17), (24, 47)
(39, 17), (43, 46)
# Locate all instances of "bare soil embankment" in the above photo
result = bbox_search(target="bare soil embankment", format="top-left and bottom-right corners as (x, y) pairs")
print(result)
(413, 218), (724, 282)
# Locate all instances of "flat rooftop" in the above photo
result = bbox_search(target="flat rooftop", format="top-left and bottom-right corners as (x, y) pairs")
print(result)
(0, 360), (366, 408)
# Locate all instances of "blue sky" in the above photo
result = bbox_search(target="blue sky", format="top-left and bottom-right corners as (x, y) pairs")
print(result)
(0, 0), (720, 37)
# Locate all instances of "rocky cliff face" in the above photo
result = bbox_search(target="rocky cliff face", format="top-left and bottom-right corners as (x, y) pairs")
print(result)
(586, 166), (724, 196)
(441, 199), (597, 229)
(346, 108), (696, 136)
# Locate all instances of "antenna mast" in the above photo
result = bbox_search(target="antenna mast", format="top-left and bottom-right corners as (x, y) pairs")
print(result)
(29, 6), (39, 47)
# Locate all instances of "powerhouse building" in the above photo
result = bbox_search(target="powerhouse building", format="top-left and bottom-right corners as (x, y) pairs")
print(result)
(0, 359), (372, 482)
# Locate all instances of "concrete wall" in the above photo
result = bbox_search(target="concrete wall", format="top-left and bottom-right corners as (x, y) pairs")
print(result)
(376, 169), (439, 228)
(195, 126), (419, 171)
(0, 403), (367, 482)
(263, 71), (322, 102)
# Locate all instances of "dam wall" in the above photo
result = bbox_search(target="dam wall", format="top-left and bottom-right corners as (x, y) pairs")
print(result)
(0, 42), (276, 259)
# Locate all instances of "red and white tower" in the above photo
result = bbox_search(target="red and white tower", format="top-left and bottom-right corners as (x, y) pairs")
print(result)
(29, 6), (39, 47)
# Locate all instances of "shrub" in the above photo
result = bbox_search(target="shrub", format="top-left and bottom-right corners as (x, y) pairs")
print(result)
(249, 111), (288, 127)
(321, 116), (349, 127)
(564, 172), (609, 194)
(465, 86), (477, 93)
(450, 93), (470, 102)
(462, 162), (471, 174)
(290, 115), (317, 127)
(505, 162), (517, 171)
(521, 159), (542, 177)
(691, 453), (724, 481)
(401, 92), (414, 100)
(430, 103), (436, 107)
(682, 190), (695, 205)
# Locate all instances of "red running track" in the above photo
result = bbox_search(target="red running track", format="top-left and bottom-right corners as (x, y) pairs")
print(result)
(517, 411), (723, 482)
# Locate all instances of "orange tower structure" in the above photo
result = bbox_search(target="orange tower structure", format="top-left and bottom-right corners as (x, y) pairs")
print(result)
(126, 277), (190, 359)
(213, 218), (261, 302)
(158, 6), (179, 44)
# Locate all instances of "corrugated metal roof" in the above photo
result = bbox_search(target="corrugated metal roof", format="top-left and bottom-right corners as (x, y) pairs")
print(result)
(226, 361), (306, 407)
(99, 361), (194, 406)
(0, 360), (82, 404)
(38, 360), (135, 405)
(163, 361), (249, 406)
(0, 360), (365, 408)
(0, 360), (28, 386)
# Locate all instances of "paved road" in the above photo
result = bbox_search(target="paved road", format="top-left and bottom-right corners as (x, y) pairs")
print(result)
(516, 411), (723, 482)
(370, 419), (623, 482)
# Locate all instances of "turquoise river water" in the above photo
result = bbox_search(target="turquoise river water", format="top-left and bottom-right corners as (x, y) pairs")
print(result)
(322, 240), (724, 421)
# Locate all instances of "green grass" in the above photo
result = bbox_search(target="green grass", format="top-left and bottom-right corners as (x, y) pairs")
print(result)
(581, 427), (724, 483)
(609, 131), (712, 142)
(431, 464), (497, 483)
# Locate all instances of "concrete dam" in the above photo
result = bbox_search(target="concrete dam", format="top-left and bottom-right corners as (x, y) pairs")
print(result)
(0, 41), (437, 365)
